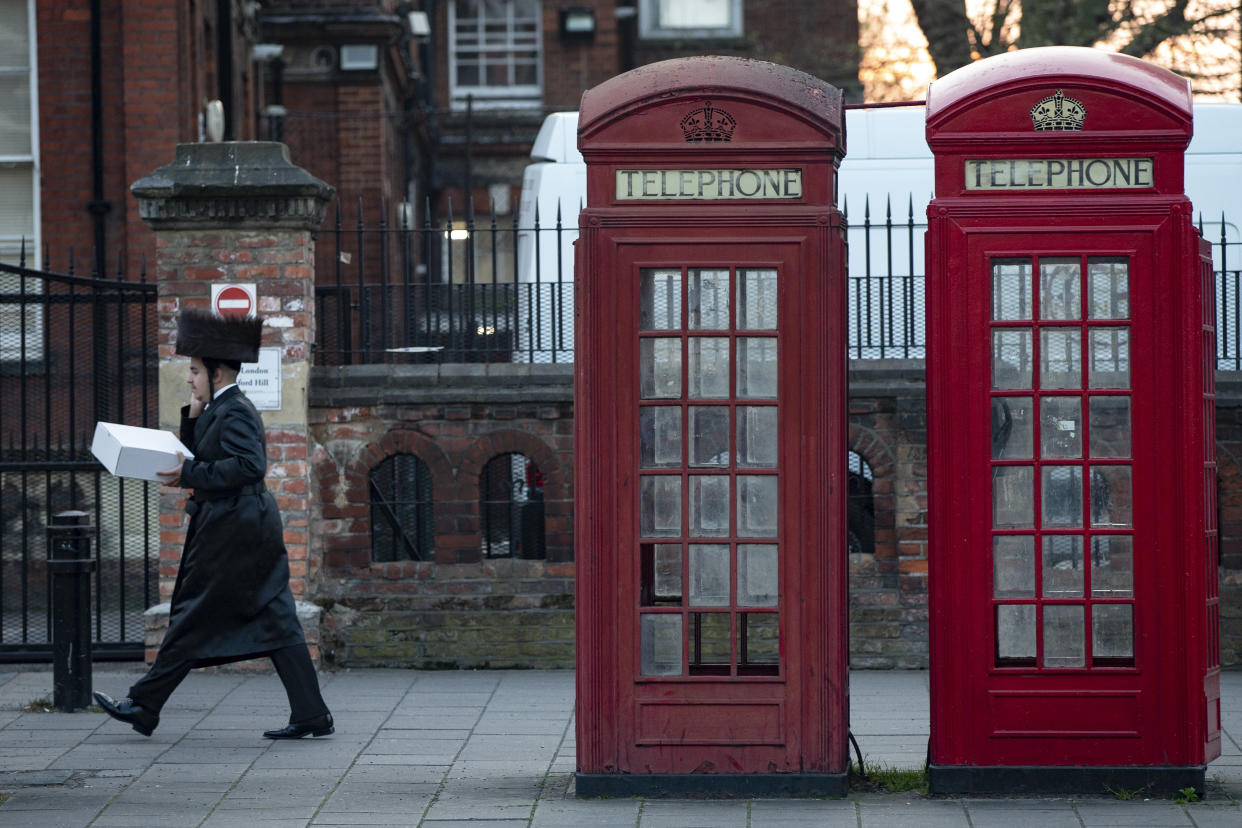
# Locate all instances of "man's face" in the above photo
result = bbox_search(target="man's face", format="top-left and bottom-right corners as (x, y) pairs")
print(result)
(187, 357), (213, 403)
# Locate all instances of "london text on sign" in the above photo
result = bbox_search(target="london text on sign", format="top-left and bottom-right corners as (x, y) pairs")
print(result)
(616, 168), (803, 201)
(965, 157), (1154, 190)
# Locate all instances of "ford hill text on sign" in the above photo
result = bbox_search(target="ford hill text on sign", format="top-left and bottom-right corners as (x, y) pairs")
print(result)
(616, 169), (803, 200)
(965, 158), (1154, 190)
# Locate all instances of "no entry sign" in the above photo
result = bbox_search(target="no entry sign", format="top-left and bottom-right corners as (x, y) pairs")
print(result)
(211, 283), (257, 318)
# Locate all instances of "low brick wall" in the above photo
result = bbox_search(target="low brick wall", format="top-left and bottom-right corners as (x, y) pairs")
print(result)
(846, 362), (929, 669)
(1213, 375), (1242, 668)
(307, 360), (934, 670)
(303, 362), (1242, 671)
(317, 559), (574, 669)
(309, 363), (576, 669)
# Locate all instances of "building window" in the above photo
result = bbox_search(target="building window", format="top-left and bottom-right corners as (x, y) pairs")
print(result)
(847, 451), (875, 556)
(481, 453), (546, 558)
(370, 454), (434, 562)
(448, 0), (543, 109)
(639, 0), (743, 40)
(0, 0), (42, 361)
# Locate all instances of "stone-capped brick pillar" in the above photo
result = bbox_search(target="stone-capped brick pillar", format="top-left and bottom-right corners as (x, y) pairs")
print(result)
(131, 142), (333, 662)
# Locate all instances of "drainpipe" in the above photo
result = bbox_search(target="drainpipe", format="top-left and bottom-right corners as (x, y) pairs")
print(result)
(89, 0), (111, 424)
(88, 0), (110, 277)
(421, 0), (441, 283)
(217, 0), (235, 139)
(423, 0), (440, 207)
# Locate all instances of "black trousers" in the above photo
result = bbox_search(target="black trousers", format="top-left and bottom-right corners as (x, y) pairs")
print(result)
(128, 643), (329, 722)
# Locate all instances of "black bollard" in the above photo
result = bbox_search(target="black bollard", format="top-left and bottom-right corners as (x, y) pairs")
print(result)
(48, 511), (96, 711)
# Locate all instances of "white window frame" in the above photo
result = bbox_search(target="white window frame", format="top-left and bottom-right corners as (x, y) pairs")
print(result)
(0, 0), (43, 362)
(448, 0), (543, 110)
(639, 0), (743, 40)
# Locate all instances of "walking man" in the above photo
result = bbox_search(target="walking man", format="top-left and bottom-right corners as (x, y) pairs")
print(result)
(95, 308), (332, 740)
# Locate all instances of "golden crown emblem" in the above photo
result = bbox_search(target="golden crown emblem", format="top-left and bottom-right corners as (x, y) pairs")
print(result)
(680, 101), (736, 143)
(1030, 90), (1087, 131)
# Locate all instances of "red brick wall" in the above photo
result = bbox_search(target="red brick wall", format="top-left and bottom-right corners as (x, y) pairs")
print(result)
(1215, 385), (1242, 666)
(847, 379), (928, 668)
(542, 0), (621, 109)
(154, 225), (318, 602)
(309, 369), (576, 668)
(633, 0), (861, 98)
(280, 79), (408, 293)
(37, 1), (258, 279)
(431, 0), (861, 111)
(312, 395), (574, 572)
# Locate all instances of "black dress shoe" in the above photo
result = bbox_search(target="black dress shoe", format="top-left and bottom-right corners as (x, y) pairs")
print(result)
(263, 712), (334, 740)
(93, 691), (159, 737)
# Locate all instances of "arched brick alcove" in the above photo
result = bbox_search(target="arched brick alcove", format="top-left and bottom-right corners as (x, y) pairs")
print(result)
(317, 428), (453, 573)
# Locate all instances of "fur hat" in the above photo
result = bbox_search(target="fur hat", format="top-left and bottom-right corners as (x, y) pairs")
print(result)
(175, 308), (264, 363)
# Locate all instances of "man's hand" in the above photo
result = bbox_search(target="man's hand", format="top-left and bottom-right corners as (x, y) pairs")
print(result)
(189, 393), (205, 418)
(157, 452), (186, 488)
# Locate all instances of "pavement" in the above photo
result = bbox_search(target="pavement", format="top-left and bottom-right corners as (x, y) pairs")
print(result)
(0, 667), (1238, 827)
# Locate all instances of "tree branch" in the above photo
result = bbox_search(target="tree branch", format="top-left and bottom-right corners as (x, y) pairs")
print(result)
(1119, 0), (1193, 57)
(909, 0), (976, 74)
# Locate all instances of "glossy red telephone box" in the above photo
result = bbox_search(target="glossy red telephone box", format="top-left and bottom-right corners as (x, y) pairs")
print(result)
(573, 57), (848, 797)
(925, 47), (1220, 795)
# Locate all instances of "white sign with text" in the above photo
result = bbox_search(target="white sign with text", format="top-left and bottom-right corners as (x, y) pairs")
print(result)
(238, 347), (282, 411)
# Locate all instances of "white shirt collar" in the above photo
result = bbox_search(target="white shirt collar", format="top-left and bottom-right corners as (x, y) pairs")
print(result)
(211, 383), (238, 401)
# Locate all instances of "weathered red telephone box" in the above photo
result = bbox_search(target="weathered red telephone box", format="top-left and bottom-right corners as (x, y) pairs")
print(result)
(925, 47), (1220, 795)
(574, 57), (848, 797)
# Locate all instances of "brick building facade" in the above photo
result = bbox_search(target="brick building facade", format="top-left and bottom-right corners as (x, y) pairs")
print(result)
(427, 0), (863, 245)
(17, 0), (263, 277)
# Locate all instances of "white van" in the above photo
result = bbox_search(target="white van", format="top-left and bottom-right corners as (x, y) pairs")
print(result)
(840, 102), (1242, 356)
(513, 112), (582, 361)
(516, 105), (1242, 357)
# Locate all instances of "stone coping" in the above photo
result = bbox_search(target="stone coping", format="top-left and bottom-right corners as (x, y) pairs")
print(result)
(310, 359), (936, 406)
(131, 141), (334, 229)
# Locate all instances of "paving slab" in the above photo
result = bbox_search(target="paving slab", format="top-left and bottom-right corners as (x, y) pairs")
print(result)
(960, 798), (1083, 828)
(636, 799), (751, 828)
(1073, 798), (1195, 826)
(0, 666), (1238, 828)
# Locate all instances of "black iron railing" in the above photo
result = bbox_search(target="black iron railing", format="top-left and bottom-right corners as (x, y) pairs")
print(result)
(312, 199), (1242, 368)
(314, 199), (573, 365)
(0, 246), (158, 660)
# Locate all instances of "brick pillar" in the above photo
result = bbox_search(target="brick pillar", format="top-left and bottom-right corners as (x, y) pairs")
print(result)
(131, 142), (333, 663)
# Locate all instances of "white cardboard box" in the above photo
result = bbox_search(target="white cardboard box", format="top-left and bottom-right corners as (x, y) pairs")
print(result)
(91, 422), (194, 482)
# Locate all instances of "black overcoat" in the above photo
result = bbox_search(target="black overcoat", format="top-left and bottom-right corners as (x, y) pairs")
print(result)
(159, 385), (305, 663)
